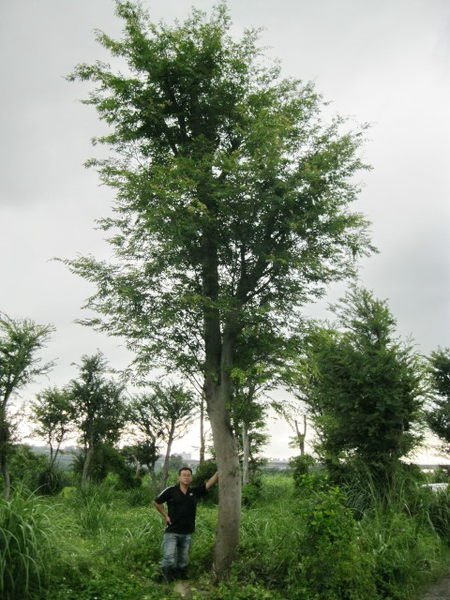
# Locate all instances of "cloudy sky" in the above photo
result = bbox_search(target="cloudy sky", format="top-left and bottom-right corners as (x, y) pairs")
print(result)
(1, 0), (449, 460)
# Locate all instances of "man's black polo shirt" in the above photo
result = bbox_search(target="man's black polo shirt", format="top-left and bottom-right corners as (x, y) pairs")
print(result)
(155, 483), (207, 534)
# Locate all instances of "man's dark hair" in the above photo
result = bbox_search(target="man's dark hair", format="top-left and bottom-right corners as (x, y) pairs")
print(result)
(178, 466), (193, 475)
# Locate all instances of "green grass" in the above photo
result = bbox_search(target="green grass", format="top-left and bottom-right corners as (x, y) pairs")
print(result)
(0, 490), (52, 600)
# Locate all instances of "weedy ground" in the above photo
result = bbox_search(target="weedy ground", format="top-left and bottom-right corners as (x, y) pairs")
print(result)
(1, 473), (449, 599)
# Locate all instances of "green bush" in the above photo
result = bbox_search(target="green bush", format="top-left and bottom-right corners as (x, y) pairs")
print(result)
(289, 454), (316, 489)
(37, 466), (68, 495)
(291, 485), (376, 600)
(8, 445), (48, 492)
(0, 490), (51, 599)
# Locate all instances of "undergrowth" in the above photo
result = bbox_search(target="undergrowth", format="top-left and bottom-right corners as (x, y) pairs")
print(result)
(0, 472), (448, 599)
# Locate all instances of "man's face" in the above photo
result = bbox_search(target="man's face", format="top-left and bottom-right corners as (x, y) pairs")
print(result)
(178, 469), (193, 486)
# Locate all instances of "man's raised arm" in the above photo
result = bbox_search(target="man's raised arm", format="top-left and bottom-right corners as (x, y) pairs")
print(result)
(205, 471), (219, 490)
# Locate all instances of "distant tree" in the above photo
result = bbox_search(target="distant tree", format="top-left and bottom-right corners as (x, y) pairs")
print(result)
(231, 383), (268, 486)
(69, 352), (126, 488)
(0, 313), (53, 498)
(168, 453), (184, 474)
(132, 383), (197, 487)
(427, 348), (450, 452)
(288, 414), (308, 456)
(127, 393), (165, 481)
(299, 288), (426, 487)
(66, 2), (373, 574)
(32, 386), (75, 471)
(230, 327), (287, 484)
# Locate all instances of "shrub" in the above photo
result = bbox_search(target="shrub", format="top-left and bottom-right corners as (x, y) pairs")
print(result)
(8, 445), (48, 492)
(37, 466), (68, 495)
(289, 454), (317, 490)
(291, 485), (376, 600)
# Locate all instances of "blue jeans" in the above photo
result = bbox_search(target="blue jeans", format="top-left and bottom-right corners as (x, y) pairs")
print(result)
(162, 532), (192, 569)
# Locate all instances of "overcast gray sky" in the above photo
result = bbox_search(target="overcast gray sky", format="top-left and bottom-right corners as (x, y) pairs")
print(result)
(1, 0), (449, 460)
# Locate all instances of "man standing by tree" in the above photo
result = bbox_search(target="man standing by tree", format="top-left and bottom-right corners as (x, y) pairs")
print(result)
(154, 467), (218, 582)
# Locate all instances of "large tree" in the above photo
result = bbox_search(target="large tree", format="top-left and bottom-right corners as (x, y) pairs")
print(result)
(298, 288), (426, 487)
(66, 2), (372, 574)
(0, 313), (53, 498)
(427, 348), (450, 452)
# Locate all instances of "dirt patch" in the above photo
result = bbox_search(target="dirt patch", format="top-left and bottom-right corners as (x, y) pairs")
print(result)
(422, 573), (450, 599)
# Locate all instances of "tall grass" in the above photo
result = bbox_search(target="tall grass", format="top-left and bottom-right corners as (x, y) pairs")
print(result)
(0, 489), (51, 599)
(70, 484), (113, 535)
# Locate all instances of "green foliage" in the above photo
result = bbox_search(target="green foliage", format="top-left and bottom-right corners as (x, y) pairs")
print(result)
(122, 483), (155, 508)
(0, 489), (51, 599)
(192, 459), (218, 504)
(299, 288), (426, 488)
(241, 477), (263, 507)
(70, 353), (126, 449)
(72, 443), (139, 488)
(66, 1), (375, 574)
(8, 445), (48, 491)
(31, 386), (75, 471)
(289, 453), (316, 490)
(36, 466), (67, 495)
(0, 313), (53, 498)
(215, 578), (285, 600)
(64, 0), (374, 432)
(130, 384), (197, 486)
(359, 508), (443, 600)
(293, 486), (376, 599)
(69, 353), (127, 488)
(427, 347), (450, 450)
(419, 486), (450, 540)
(70, 484), (113, 536)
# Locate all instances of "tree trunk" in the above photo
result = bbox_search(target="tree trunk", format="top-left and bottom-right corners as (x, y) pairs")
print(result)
(0, 452), (10, 500)
(200, 218), (241, 578)
(294, 417), (307, 456)
(81, 438), (94, 489)
(242, 422), (250, 486)
(206, 329), (241, 579)
(207, 387), (241, 578)
(0, 409), (10, 499)
(162, 424), (175, 487)
(131, 453), (140, 477)
(199, 392), (205, 466)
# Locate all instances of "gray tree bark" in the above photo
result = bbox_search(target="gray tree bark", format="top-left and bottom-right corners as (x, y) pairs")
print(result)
(161, 422), (175, 487)
(242, 423), (250, 486)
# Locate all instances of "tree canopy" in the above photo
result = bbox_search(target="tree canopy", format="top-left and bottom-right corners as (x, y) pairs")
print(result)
(297, 288), (426, 486)
(0, 313), (53, 498)
(427, 348), (450, 452)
